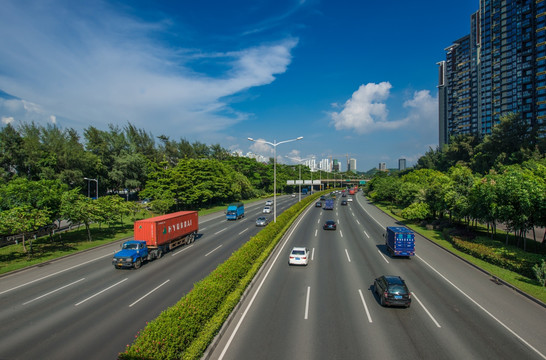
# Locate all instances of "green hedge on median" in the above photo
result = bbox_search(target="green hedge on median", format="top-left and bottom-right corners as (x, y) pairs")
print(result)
(119, 191), (326, 360)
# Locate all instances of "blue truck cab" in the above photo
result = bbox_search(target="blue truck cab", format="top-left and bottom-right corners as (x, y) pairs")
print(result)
(226, 202), (244, 220)
(385, 226), (415, 257)
(112, 240), (149, 269)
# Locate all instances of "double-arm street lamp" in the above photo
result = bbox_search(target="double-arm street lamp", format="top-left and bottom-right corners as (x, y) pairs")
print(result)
(248, 136), (303, 222)
(84, 177), (99, 199)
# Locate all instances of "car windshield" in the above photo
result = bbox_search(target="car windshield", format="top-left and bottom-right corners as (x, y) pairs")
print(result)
(123, 243), (138, 250)
(291, 250), (305, 255)
(388, 285), (408, 294)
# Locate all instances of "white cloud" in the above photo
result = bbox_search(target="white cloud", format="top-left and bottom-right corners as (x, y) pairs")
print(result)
(403, 89), (437, 127)
(330, 83), (438, 136)
(249, 139), (274, 155)
(0, 1), (297, 136)
(330, 82), (408, 134)
(1, 116), (14, 125)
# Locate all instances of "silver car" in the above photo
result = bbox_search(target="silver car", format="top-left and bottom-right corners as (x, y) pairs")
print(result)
(256, 217), (269, 226)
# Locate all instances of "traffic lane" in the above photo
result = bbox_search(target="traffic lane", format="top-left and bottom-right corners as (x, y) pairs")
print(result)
(0, 198), (300, 359)
(334, 205), (459, 360)
(354, 193), (546, 355)
(0, 207), (280, 360)
(14, 240), (235, 360)
(0, 196), (291, 302)
(352, 195), (546, 358)
(209, 203), (318, 360)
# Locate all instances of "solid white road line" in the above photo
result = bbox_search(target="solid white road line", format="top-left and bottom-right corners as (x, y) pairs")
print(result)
(23, 278), (86, 305)
(305, 286), (311, 320)
(411, 292), (441, 328)
(417, 254), (545, 359)
(75, 278), (128, 306)
(171, 244), (194, 257)
(129, 280), (170, 307)
(360, 205), (383, 228)
(0, 252), (112, 296)
(205, 245), (223, 257)
(345, 249), (351, 262)
(364, 231), (369, 238)
(358, 289), (373, 323)
(378, 249), (389, 264)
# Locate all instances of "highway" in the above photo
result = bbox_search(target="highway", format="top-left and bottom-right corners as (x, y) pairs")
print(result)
(207, 192), (546, 360)
(0, 196), (297, 360)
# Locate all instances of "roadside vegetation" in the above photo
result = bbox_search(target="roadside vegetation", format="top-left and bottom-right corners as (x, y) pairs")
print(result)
(366, 113), (546, 299)
(0, 121), (353, 264)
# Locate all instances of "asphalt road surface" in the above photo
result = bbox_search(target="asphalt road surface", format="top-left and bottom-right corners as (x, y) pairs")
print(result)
(0, 196), (298, 360)
(206, 193), (546, 360)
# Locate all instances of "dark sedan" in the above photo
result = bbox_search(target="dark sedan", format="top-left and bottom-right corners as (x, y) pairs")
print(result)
(374, 275), (411, 308)
(341, 200), (347, 205)
(323, 220), (336, 230)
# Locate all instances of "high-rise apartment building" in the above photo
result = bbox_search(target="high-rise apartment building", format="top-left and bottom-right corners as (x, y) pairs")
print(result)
(399, 158), (406, 171)
(378, 162), (386, 171)
(348, 158), (357, 172)
(440, 0), (546, 143)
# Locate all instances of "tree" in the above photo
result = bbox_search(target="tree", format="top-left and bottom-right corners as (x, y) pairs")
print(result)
(60, 189), (99, 241)
(472, 112), (537, 173)
(469, 174), (499, 237)
(0, 123), (25, 182)
(495, 165), (540, 249)
(0, 206), (50, 253)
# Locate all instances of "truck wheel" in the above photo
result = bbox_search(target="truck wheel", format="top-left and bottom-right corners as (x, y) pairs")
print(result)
(157, 250), (163, 259)
(134, 258), (142, 269)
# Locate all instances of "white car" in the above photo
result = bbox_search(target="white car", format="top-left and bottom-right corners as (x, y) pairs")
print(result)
(265, 200), (273, 206)
(263, 206), (272, 214)
(288, 247), (309, 266)
(347, 197), (353, 202)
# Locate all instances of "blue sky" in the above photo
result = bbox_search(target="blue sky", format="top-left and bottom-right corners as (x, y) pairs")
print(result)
(0, 0), (477, 172)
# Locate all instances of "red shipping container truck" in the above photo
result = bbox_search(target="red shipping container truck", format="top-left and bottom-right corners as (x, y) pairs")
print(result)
(134, 211), (198, 249)
(113, 211), (198, 269)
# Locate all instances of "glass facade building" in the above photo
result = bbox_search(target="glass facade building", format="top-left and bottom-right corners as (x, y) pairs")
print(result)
(440, 0), (546, 142)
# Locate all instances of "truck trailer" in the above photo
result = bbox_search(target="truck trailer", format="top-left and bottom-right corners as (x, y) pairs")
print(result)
(385, 226), (415, 257)
(113, 211), (198, 269)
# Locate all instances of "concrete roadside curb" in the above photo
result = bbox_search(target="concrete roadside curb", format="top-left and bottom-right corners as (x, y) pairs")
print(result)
(368, 197), (546, 309)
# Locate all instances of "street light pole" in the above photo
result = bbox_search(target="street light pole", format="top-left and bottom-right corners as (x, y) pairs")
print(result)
(248, 136), (303, 222)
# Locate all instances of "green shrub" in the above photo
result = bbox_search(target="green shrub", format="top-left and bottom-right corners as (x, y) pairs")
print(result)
(450, 235), (543, 279)
(533, 259), (546, 287)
